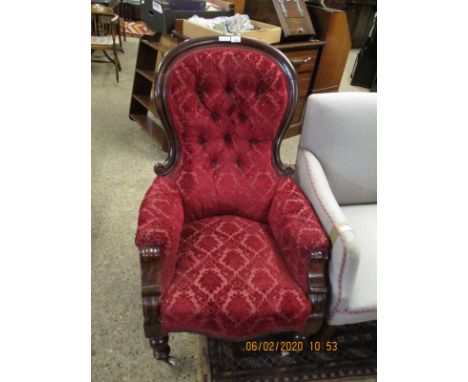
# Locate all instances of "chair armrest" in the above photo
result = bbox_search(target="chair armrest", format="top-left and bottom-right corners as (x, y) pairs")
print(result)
(268, 177), (330, 294)
(294, 148), (361, 315)
(135, 176), (184, 294)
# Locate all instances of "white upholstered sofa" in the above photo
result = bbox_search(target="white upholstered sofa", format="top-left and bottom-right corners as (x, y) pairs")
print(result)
(295, 92), (377, 326)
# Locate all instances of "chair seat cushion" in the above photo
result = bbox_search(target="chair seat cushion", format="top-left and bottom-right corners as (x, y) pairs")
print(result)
(91, 35), (113, 46)
(161, 215), (311, 339)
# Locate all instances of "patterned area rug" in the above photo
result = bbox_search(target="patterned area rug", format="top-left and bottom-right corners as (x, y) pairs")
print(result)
(207, 321), (377, 382)
(124, 21), (151, 37)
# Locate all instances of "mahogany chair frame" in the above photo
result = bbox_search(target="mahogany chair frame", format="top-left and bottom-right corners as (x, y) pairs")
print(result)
(138, 36), (329, 362)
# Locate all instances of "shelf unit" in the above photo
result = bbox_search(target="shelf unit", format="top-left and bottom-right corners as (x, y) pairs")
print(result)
(129, 33), (180, 151)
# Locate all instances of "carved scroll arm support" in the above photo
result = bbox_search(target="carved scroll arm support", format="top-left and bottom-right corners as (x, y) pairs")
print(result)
(303, 250), (329, 337)
(139, 247), (165, 339)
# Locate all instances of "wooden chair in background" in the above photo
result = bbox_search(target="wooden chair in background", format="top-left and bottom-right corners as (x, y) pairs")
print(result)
(91, 1), (125, 50)
(91, 6), (122, 82)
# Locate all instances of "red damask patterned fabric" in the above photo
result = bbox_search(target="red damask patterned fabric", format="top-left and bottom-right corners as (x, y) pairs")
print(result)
(166, 47), (287, 223)
(268, 177), (330, 294)
(135, 45), (329, 338)
(135, 177), (184, 292)
(161, 216), (311, 339)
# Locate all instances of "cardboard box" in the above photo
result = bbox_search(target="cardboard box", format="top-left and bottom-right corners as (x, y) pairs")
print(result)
(182, 18), (282, 44)
(141, 1), (232, 34)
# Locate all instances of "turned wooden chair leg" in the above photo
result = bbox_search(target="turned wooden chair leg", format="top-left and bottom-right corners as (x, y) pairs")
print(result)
(319, 323), (336, 341)
(149, 335), (172, 362)
(116, 53), (122, 71)
(112, 46), (119, 82)
(121, 18), (126, 42)
(117, 24), (124, 53)
(140, 248), (174, 363)
(103, 50), (112, 63)
(112, 48), (121, 71)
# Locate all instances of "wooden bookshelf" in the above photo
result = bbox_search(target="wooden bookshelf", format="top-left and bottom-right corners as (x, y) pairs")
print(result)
(128, 33), (180, 151)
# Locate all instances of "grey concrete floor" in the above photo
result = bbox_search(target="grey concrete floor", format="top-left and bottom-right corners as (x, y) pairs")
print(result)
(92, 38), (202, 382)
(92, 37), (371, 382)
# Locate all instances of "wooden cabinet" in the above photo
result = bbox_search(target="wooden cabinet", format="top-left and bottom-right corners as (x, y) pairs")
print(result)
(129, 34), (324, 149)
(322, 0), (377, 49)
(307, 5), (351, 93)
(244, 0), (315, 39)
(275, 41), (324, 137)
(344, 0), (376, 48)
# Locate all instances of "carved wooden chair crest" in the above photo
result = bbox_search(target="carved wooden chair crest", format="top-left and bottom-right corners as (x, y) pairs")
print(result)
(135, 36), (330, 362)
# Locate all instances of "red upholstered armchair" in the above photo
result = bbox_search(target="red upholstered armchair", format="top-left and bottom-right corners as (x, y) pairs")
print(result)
(135, 36), (330, 362)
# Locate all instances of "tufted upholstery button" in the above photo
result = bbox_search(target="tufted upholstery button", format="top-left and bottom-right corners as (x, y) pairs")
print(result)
(225, 85), (233, 94)
(198, 135), (206, 145)
(195, 84), (203, 96)
(224, 133), (232, 145)
(239, 113), (248, 123)
(236, 158), (243, 167)
(250, 138), (258, 147)
(211, 111), (220, 122)
(256, 82), (267, 97)
(211, 158), (218, 167)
